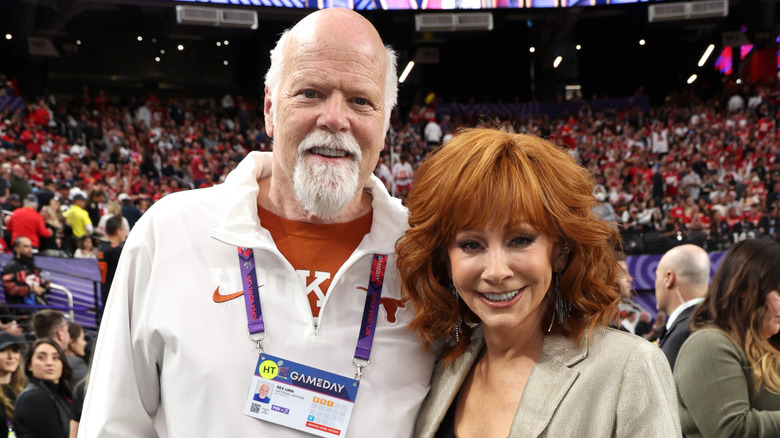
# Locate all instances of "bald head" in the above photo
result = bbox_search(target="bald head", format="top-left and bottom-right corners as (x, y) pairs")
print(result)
(265, 8), (397, 131)
(655, 244), (710, 313)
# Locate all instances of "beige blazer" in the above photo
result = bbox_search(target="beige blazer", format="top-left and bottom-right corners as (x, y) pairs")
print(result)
(414, 326), (681, 437)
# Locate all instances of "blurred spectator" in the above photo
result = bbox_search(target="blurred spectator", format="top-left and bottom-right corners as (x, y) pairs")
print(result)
(1, 237), (50, 324)
(392, 153), (414, 199)
(5, 195), (52, 249)
(8, 165), (31, 201)
(73, 236), (97, 259)
(97, 215), (127, 307)
(423, 116), (442, 147)
(118, 193), (142, 230)
(38, 199), (66, 257)
(373, 156), (393, 193)
(14, 339), (72, 438)
(95, 201), (128, 238)
(0, 332), (26, 438)
(64, 322), (87, 387)
(62, 193), (93, 244)
(0, 164), (11, 202)
(84, 190), (105, 228)
(35, 179), (57, 210)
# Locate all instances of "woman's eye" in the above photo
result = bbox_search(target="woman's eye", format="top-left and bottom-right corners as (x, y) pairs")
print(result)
(458, 241), (482, 252)
(510, 235), (535, 247)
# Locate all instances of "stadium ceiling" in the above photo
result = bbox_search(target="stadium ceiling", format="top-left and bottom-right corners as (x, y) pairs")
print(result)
(1, 0), (778, 101)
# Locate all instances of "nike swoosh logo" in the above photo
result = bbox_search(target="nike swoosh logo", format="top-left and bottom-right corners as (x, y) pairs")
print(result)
(212, 287), (244, 303)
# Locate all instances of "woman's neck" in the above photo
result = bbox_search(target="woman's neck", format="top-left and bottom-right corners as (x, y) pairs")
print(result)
(0, 371), (11, 385)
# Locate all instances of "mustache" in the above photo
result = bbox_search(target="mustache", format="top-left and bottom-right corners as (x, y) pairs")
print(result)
(297, 130), (362, 160)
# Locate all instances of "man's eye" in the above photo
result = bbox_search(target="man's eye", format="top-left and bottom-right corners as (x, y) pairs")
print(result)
(354, 97), (368, 106)
(303, 90), (316, 98)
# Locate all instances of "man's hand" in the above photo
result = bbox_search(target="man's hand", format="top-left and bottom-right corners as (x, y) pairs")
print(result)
(33, 284), (47, 296)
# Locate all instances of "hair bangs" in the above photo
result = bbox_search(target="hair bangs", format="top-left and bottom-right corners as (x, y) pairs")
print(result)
(439, 134), (553, 242)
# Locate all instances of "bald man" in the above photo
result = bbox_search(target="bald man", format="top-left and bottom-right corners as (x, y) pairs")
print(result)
(654, 244), (710, 370)
(81, 9), (435, 437)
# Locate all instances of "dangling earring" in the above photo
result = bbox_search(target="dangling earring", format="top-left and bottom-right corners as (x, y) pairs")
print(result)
(548, 271), (572, 332)
(450, 283), (462, 344)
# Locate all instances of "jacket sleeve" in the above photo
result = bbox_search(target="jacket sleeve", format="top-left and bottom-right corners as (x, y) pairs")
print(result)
(78, 217), (161, 437)
(2, 265), (31, 297)
(615, 340), (682, 437)
(14, 389), (67, 438)
(675, 330), (780, 437)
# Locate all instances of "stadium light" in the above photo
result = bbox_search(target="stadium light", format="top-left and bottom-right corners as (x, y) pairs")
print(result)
(155, 57), (161, 62)
(687, 74), (697, 84)
(698, 44), (715, 67)
(5, 34), (12, 40)
(216, 42), (222, 47)
(137, 36), (143, 42)
(553, 56), (562, 68)
(398, 61), (415, 84)
(529, 47), (536, 53)
(576, 44), (582, 51)
(639, 39), (646, 46)
(177, 44), (184, 51)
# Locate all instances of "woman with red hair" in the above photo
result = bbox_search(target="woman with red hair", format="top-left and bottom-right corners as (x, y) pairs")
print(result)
(397, 128), (680, 437)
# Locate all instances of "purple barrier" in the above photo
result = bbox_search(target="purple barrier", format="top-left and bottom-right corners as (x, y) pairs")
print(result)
(0, 95), (25, 113)
(0, 254), (102, 331)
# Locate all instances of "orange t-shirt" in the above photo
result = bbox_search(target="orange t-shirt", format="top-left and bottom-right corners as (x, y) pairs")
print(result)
(258, 205), (372, 318)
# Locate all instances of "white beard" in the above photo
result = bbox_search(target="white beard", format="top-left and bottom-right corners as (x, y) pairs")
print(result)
(292, 131), (363, 221)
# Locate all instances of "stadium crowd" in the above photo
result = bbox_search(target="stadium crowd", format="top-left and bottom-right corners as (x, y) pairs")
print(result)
(1, 79), (778, 262)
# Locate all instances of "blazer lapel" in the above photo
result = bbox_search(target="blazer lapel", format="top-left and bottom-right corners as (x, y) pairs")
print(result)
(415, 327), (484, 438)
(508, 333), (588, 437)
(660, 306), (694, 347)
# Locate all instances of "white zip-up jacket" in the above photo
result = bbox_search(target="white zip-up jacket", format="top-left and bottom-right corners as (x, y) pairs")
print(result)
(80, 152), (436, 437)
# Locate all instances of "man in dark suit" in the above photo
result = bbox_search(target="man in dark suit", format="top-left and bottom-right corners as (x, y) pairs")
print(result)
(654, 244), (711, 370)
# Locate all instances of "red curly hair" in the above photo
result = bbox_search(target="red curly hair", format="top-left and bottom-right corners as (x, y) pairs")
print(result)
(396, 128), (622, 361)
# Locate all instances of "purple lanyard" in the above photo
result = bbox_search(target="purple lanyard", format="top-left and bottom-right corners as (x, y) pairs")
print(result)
(238, 248), (265, 334)
(237, 248), (387, 362)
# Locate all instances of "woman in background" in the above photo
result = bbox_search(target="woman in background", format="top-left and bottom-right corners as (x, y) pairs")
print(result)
(0, 332), (26, 438)
(73, 235), (97, 259)
(675, 238), (780, 437)
(14, 339), (72, 438)
(397, 128), (680, 437)
(65, 322), (88, 387)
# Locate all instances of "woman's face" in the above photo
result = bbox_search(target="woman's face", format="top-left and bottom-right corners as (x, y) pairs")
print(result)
(447, 222), (566, 335)
(761, 291), (780, 339)
(29, 343), (63, 384)
(0, 346), (21, 375)
(69, 329), (87, 357)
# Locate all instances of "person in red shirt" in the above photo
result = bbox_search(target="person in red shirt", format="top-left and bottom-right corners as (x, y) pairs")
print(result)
(6, 195), (52, 249)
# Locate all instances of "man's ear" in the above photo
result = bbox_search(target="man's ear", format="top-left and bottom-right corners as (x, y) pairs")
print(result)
(665, 270), (676, 289)
(263, 86), (274, 138)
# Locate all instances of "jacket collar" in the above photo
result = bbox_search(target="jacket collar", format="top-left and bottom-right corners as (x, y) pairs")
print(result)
(209, 151), (407, 252)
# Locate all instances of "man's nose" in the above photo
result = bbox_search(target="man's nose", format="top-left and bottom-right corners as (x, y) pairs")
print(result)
(318, 96), (350, 133)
